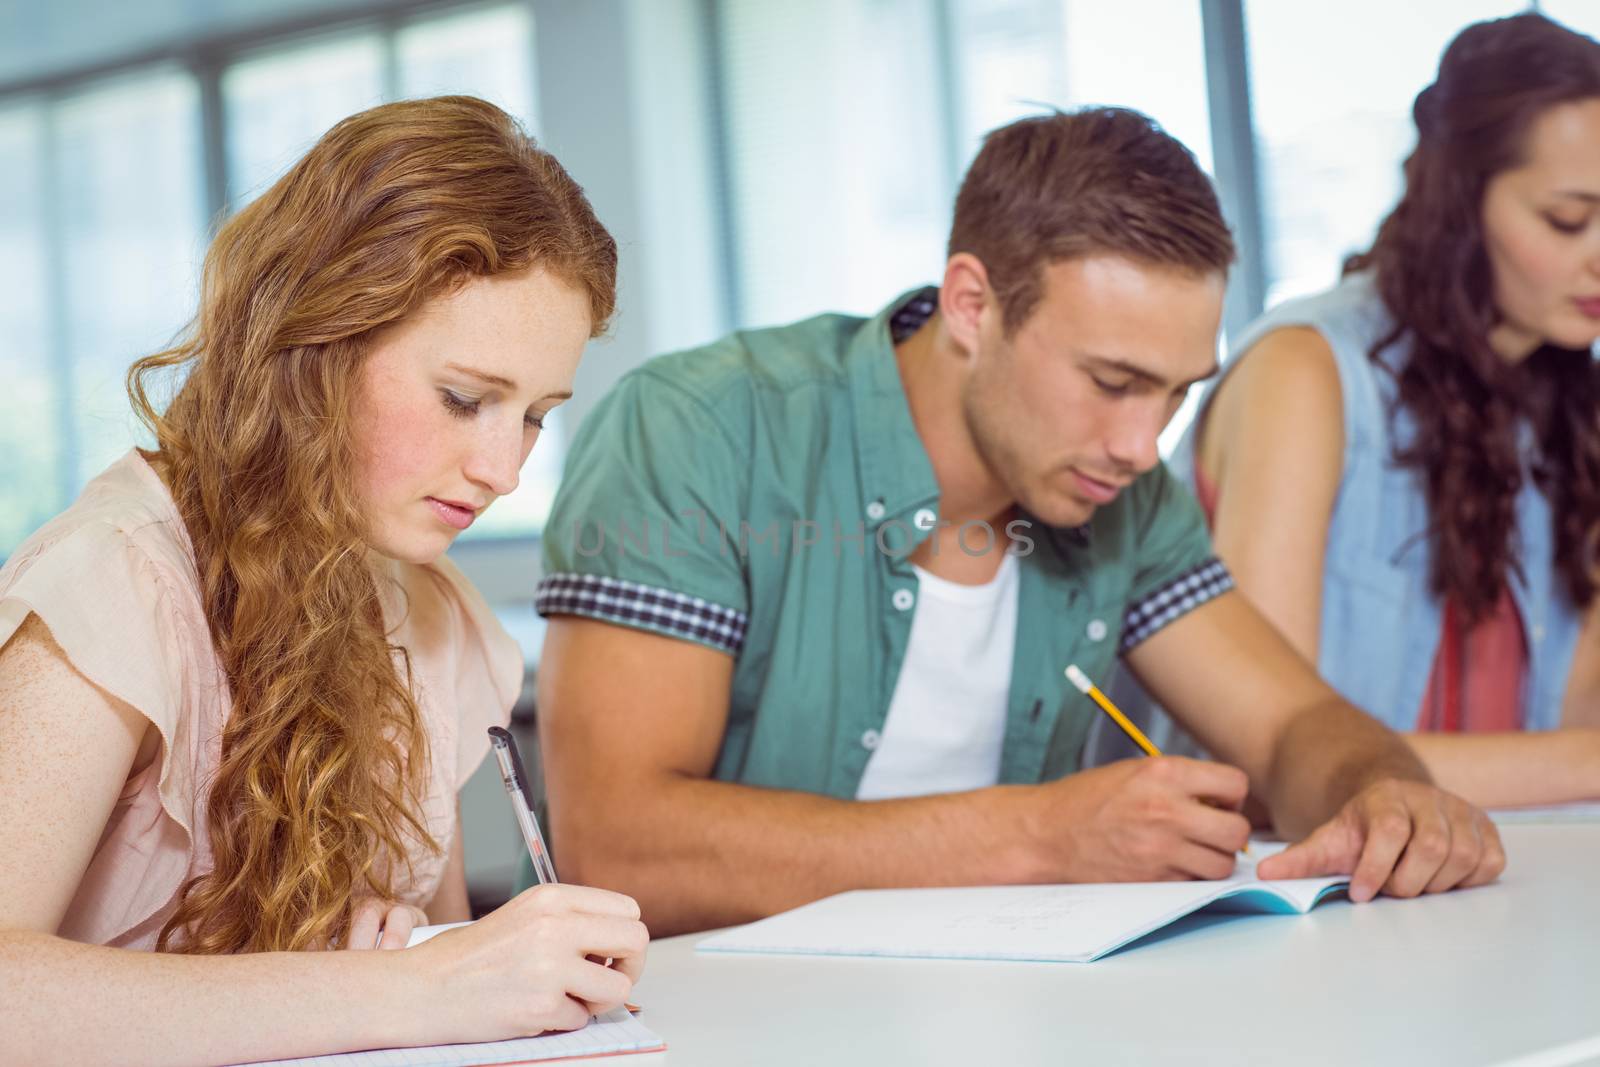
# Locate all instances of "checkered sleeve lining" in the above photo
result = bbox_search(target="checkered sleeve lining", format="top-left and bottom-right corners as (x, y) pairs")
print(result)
(1119, 557), (1235, 654)
(535, 572), (748, 655)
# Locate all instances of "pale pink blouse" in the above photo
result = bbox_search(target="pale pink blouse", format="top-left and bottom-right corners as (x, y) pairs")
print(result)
(0, 451), (523, 949)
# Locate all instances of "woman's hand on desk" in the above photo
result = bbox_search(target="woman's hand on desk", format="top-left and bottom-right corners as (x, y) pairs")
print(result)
(406, 882), (649, 1040)
(342, 899), (428, 950)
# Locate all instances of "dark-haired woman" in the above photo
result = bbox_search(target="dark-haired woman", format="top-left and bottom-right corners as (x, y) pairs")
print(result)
(1176, 12), (1600, 807)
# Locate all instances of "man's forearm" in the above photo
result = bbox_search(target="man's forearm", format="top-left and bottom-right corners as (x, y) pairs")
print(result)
(556, 776), (1044, 937)
(1264, 700), (1432, 839)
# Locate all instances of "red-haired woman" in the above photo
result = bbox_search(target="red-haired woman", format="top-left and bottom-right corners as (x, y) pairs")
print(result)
(1178, 13), (1600, 807)
(0, 96), (647, 1063)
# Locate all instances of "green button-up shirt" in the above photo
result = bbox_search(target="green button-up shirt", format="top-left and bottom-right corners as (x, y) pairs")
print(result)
(537, 288), (1231, 797)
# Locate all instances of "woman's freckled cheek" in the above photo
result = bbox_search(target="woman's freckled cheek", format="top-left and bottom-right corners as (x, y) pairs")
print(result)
(362, 389), (457, 504)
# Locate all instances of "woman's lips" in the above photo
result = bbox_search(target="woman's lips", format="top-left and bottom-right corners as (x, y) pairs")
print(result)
(426, 497), (477, 530)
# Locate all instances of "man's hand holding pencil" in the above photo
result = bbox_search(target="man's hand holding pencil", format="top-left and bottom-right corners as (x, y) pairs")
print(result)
(1032, 754), (1255, 883)
(1063, 663), (1504, 899)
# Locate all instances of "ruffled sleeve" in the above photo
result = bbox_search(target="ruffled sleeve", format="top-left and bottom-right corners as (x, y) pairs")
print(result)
(0, 513), (219, 947)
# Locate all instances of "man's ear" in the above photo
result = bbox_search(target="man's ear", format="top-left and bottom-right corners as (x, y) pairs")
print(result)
(939, 253), (994, 359)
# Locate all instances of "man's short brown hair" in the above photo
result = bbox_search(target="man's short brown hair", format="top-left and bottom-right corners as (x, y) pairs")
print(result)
(949, 107), (1235, 332)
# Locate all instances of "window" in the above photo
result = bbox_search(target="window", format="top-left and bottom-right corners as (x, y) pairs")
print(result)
(223, 32), (386, 208)
(397, 2), (536, 130)
(0, 101), (56, 553)
(0, 68), (208, 562)
(716, 0), (951, 328)
(1245, 0), (1525, 306)
(951, 0), (1212, 174)
(54, 69), (208, 486)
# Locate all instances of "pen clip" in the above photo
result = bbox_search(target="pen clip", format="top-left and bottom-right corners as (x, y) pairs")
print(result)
(487, 725), (535, 805)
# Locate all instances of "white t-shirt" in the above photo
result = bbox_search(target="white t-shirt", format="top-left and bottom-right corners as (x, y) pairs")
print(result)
(855, 551), (1019, 801)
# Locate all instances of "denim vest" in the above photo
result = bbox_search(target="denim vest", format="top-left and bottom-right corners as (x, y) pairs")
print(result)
(1168, 271), (1576, 732)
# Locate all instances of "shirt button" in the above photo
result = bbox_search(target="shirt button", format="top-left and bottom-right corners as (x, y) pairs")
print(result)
(866, 500), (886, 521)
(913, 507), (937, 530)
(1086, 618), (1108, 642)
(892, 588), (915, 612)
(1532, 624), (1547, 643)
(861, 728), (881, 751)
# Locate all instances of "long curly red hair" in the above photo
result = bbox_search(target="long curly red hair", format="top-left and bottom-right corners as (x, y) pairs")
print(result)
(127, 96), (615, 953)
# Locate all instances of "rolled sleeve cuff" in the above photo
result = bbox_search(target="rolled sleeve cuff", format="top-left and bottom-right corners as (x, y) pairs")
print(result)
(1119, 557), (1235, 654)
(535, 572), (748, 655)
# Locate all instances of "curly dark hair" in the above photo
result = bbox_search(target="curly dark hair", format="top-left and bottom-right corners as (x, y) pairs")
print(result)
(1345, 13), (1600, 622)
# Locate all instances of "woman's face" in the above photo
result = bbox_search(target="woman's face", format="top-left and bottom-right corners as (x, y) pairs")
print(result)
(350, 265), (592, 564)
(1482, 96), (1600, 360)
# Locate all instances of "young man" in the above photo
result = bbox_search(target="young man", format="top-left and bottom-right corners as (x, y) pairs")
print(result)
(533, 108), (1504, 936)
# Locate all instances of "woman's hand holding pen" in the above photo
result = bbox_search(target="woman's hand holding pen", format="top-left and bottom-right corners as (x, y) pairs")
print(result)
(405, 882), (649, 1041)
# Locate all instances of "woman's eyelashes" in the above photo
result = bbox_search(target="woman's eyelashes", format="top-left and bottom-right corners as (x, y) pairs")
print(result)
(1544, 212), (1589, 235)
(439, 388), (481, 418)
(439, 389), (545, 429)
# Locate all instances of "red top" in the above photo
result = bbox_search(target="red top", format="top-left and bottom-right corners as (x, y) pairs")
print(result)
(1192, 459), (1525, 732)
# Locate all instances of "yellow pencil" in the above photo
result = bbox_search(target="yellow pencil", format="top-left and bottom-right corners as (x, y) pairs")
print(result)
(1065, 664), (1161, 756)
(1064, 664), (1249, 856)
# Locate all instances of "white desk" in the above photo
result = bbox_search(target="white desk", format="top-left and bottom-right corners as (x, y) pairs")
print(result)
(626, 821), (1600, 1066)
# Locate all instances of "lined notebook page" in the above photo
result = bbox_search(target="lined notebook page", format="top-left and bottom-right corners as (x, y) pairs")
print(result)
(230, 1007), (664, 1067)
(697, 840), (1346, 963)
(404, 921), (472, 947)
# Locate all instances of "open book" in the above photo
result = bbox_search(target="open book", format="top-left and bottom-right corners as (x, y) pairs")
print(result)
(229, 923), (664, 1067)
(697, 845), (1347, 964)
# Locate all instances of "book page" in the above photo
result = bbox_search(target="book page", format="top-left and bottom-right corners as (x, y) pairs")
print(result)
(228, 1007), (663, 1067)
(405, 921), (472, 947)
(1226, 842), (1349, 911)
(233, 925), (662, 1066)
(699, 846), (1347, 963)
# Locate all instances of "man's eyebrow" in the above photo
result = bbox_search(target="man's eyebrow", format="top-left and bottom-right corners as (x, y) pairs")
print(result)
(1555, 190), (1600, 204)
(1083, 354), (1220, 390)
(445, 362), (518, 390)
